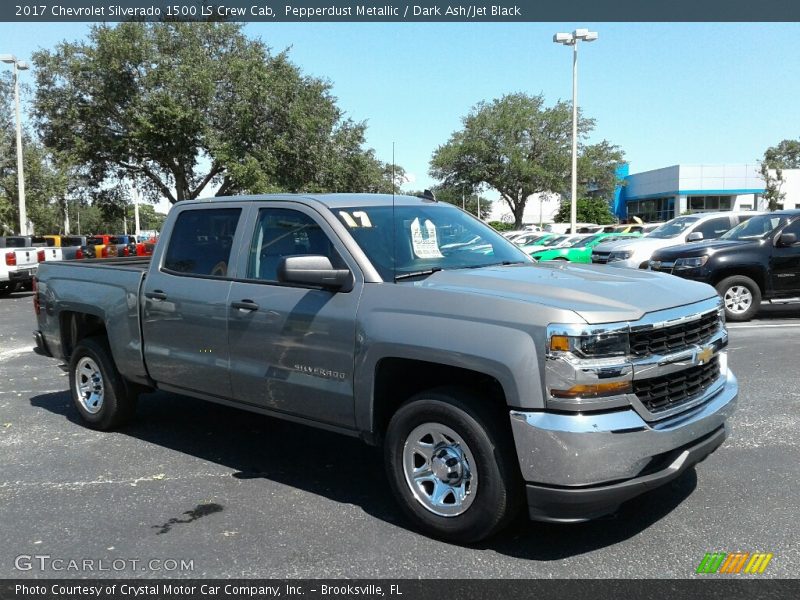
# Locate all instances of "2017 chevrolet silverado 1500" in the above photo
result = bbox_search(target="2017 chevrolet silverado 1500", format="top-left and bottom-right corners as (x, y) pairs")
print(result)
(33, 194), (738, 543)
(649, 210), (800, 321)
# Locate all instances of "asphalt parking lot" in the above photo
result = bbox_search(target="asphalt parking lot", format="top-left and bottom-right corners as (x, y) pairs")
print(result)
(1, 289), (798, 579)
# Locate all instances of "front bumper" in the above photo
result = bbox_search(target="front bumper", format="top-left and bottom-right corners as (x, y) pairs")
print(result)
(510, 368), (738, 522)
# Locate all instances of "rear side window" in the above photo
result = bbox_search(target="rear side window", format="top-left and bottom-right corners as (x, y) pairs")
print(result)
(63, 237), (84, 247)
(163, 208), (241, 277)
(694, 217), (732, 239)
(4, 237), (26, 247)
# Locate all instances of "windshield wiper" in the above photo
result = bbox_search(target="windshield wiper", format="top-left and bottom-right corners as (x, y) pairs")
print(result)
(394, 268), (443, 281)
(456, 261), (527, 269)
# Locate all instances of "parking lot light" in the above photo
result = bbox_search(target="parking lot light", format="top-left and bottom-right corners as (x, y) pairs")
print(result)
(553, 29), (598, 236)
(1, 54), (30, 235)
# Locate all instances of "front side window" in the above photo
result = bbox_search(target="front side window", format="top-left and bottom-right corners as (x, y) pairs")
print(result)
(247, 208), (342, 281)
(335, 204), (530, 281)
(163, 208), (241, 277)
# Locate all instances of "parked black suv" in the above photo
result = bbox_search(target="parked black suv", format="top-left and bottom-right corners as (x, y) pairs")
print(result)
(649, 210), (800, 321)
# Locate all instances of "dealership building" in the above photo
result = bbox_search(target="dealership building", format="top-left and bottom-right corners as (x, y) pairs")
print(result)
(487, 162), (799, 226)
(614, 163), (800, 222)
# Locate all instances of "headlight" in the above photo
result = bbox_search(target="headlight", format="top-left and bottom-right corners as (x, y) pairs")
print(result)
(549, 332), (630, 359)
(608, 250), (633, 262)
(674, 255), (709, 269)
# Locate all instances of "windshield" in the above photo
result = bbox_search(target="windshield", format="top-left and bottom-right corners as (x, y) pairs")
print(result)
(647, 216), (701, 239)
(514, 233), (546, 246)
(541, 235), (569, 247)
(335, 204), (531, 281)
(572, 233), (607, 247)
(721, 214), (787, 240)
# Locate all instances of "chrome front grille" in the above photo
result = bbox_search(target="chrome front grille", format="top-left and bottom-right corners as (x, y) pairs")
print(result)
(591, 252), (610, 264)
(634, 356), (721, 414)
(630, 311), (720, 357)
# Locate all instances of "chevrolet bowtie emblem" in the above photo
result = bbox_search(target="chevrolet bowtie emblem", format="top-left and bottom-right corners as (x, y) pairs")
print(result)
(697, 346), (714, 364)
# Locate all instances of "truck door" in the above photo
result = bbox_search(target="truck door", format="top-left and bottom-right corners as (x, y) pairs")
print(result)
(142, 204), (248, 398)
(770, 219), (800, 295)
(227, 204), (362, 428)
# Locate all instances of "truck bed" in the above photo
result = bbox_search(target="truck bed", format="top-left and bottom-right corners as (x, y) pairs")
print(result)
(36, 256), (152, 384)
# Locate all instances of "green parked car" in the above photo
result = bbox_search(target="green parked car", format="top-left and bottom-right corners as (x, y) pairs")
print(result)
(530, 232), (641, 263)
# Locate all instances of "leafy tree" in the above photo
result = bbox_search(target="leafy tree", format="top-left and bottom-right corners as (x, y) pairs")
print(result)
(488, 221), (515, 232)
(0, 74), (72, 235)
(33, 22), (398, 205)
(554, 197), (616, 225)
(430, 93), (625, 228)
(430, 185), (492, 220)
(135, 204), (168, 232)
(760, 139), (800, 211)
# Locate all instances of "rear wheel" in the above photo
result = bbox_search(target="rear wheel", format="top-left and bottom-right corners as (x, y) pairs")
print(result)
(68, 336), (138, 430)
(384, 387), (522, 543)
(716, 275), (761, 322)
(0, 282), (15, 297)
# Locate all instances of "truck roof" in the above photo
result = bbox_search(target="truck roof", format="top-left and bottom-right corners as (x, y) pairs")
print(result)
(182, 193), (437, 209)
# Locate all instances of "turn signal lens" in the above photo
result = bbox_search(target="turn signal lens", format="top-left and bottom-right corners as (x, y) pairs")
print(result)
(549, 335), (570, 352)
(551, 381), (633, 399)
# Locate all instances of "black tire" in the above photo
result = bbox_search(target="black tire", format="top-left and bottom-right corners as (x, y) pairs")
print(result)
(716, 275), (761, 322)
(0, 282), (14, 297)
(68, 336), (138, 430)
(384, 386), (522, 544)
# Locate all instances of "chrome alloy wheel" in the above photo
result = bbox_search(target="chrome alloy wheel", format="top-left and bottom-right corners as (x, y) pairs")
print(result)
(724, 285), (753, 315)
(75, 356), (105, 414)
(402, 423), (477, 517)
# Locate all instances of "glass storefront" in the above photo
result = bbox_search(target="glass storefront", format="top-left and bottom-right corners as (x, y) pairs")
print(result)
(626, 197), (675, 223)
(687, 195), (734, 212)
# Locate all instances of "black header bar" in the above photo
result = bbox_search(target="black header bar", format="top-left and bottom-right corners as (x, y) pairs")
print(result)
(3, 1), (800, 22)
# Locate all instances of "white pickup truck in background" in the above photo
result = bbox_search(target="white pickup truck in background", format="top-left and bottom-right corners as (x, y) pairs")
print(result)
(1, 237), (40, 295)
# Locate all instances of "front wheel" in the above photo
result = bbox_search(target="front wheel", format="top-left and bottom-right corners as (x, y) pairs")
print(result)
(716, 275), (761, 322)
(68, 336), (138, 430)
(384, 387), (522, 543)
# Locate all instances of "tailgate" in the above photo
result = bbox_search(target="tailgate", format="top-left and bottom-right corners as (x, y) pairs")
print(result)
(10, 249), (39, 269)
(39, 248), (62, 262)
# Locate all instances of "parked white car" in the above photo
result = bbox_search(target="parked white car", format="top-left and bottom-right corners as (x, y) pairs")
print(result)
(591, 212), (760, 269)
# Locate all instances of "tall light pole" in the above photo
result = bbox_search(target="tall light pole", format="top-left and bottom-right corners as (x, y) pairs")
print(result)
(553, 29), (597, 235)
(1, 54), (30, 235)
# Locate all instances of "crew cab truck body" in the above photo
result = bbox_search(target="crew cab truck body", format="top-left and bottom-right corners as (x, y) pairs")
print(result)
(650, 210), (800, 321)
(34, 194), (738, 543)
(591, 212), (758, 269)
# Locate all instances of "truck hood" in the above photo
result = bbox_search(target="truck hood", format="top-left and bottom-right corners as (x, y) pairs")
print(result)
(415, 263), (717, 323)
(651, 239), (760, 260)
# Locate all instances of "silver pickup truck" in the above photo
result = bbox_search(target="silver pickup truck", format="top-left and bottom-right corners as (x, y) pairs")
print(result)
(33, 194), (738, 543)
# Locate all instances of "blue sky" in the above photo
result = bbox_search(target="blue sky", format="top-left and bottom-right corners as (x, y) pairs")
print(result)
(2, 22), (799, 203)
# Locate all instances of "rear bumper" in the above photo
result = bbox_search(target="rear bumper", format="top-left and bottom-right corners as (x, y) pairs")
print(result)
(510, 368), (738, 522)
(8, 267), (35, 281)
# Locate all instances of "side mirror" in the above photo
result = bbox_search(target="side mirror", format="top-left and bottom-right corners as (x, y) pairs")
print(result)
(686, 232), (704, 242)
(277, 255), (352, 291)
(777, 232), (798, 247)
